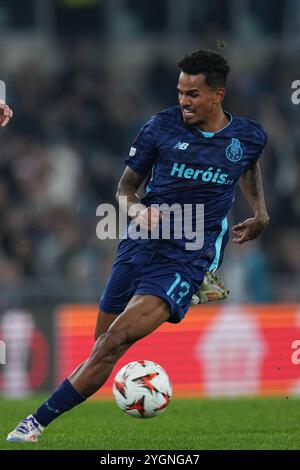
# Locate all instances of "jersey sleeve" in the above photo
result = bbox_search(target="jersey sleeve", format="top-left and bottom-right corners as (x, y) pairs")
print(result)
(123, 117), (157, 176)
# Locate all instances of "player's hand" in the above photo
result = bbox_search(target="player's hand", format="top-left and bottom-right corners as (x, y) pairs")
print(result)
(130, 205), (162, 231)
(0, 102), (13, 127)
(232, 215), (269, 244)
(135, 207), (162, 231)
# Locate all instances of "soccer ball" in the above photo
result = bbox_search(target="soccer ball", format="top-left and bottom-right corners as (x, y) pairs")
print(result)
(112, 360), (172, 418)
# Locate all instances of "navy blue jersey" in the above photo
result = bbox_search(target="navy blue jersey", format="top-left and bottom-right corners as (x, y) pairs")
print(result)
(123, 105), (267, 273)
(100, 106), (267, 321)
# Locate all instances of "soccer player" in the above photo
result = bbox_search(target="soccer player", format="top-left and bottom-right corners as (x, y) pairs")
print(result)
(7, 49), (269, 442)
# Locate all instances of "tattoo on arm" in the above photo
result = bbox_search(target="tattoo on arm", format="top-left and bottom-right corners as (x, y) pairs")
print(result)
(116, 167), (146, 215)
(239, 161), (269, 218)
(117, 167), (144, 196)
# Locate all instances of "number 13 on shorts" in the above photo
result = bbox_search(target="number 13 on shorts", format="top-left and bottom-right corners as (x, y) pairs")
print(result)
(166, 272), (190, 304)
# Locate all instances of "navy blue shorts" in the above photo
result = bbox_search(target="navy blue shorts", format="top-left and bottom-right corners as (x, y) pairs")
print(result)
(99, 240), (206, 324)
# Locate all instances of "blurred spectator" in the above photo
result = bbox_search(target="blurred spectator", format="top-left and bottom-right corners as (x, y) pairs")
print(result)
(221, 241), (272, 303)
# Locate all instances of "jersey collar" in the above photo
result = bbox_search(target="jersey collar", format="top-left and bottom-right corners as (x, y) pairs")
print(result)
(193, 111), (233, 138)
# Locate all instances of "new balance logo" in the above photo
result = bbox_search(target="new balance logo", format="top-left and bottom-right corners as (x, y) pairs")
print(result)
(173, 141), (190, 150)
(129, 147), (136, 156)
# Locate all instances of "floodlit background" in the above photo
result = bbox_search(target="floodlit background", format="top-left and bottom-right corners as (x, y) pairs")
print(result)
(0, 0), (299, 398)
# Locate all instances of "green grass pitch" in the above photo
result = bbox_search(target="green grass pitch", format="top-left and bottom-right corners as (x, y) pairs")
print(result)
(1, 395), (300, 450)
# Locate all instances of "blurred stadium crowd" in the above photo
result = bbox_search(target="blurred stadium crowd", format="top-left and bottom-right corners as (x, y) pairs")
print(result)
(0, 35), (299, 309)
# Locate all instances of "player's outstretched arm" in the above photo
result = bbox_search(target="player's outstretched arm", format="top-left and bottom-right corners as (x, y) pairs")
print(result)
(233, 161), (270, 244)
(0, 102), (13, 127)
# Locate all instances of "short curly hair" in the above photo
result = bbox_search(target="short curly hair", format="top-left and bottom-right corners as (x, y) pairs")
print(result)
(178, 49), (230, 89)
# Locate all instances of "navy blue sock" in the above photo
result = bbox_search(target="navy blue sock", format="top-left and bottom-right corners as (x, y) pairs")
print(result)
(33, 379), (86, 427)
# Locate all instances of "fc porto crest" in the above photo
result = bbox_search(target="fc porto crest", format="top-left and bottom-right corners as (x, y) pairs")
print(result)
(226, 138), (243, 162)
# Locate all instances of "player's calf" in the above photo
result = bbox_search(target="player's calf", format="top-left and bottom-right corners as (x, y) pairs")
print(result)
(71, 328), (134, 396)
(94, 309), (119, 341)
(70, 296), (169, 396)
